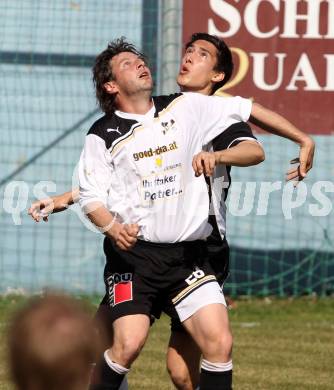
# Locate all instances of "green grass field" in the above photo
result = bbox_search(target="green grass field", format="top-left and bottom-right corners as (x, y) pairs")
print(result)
(0, 296), (333, 389)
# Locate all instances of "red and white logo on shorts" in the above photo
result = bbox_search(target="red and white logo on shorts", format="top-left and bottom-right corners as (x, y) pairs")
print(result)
(106, 273), (133, 307)
(114, 281), (133, 306)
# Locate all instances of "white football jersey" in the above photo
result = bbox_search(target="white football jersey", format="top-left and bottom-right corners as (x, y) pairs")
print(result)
(79, 92), (252, 242)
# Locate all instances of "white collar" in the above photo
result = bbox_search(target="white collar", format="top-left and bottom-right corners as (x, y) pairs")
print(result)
(115, 101), (155, 122)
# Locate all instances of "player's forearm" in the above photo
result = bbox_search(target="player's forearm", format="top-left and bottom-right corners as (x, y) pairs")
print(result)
(53, 188), (79, 211)
(70, 188), (80, 204)
(250, 102), (313, 146)
(84, 201), (139, 251)
(214, 141), (265, 167)
(84, 202), (119, 239)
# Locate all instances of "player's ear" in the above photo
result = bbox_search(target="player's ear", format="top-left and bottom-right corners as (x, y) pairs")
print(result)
(211, 72), (225, 83)
(104, 81), (118, 95)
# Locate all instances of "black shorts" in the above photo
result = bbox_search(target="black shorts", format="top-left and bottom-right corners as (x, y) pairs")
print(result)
(206, 235), (230, 286)
(170, 236), (230, 332)
(100, 238), (221, 324)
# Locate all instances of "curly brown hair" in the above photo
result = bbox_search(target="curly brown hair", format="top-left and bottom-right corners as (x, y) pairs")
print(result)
(92, 37), (146, 114)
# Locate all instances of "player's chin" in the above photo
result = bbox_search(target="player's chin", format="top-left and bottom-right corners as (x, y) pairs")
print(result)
(177, 74), (187, 87)
(141, 78), (153, 90)
(177, 75), (196, 90)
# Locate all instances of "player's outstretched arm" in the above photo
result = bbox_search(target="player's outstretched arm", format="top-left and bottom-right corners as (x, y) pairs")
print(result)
(250, 102), (315, 182)
(192, 141), (265, 177)
(28, 188), (79, 222)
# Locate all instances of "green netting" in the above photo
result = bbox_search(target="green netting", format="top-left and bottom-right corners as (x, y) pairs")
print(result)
(0, 1), (333, 296)
(226, 135), (334, 296)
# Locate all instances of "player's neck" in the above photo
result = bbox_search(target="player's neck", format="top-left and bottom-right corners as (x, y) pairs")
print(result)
(181, 84), (212, 96)
(116, 91), (153, 115)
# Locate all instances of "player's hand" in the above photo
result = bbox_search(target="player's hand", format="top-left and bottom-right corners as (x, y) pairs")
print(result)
(110, 223), (139, 251)
(28, 192), (74, 222)
(192, 151), (216, 177)
(28, 198), (55, 222)
(286, 137), (315, 184)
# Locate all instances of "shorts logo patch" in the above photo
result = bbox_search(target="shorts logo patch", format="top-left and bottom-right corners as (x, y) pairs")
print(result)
(114, 281), (133, 306)
(105, 272), (133, 307)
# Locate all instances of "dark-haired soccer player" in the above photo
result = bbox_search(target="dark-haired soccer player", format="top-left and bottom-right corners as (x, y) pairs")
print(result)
(76, 37), (315, 390)
(29, 34), (314, 390)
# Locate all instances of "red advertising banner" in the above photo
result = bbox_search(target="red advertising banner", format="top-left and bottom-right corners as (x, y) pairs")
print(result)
(183, 0), (334, 135)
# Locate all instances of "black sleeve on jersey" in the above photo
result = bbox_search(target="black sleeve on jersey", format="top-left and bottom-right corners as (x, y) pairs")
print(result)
(212, 122), (257, 152)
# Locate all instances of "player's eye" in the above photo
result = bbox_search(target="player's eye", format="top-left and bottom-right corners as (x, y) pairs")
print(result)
(122, 60), (131, 67)
(185, 47), (193, 54)
(200, 52), (208, 58)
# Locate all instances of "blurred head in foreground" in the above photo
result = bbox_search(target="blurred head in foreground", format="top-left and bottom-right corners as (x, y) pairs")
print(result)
(8, 294), (100, 390)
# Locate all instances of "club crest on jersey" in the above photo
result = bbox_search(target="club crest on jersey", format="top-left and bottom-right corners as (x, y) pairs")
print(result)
(160, 119), (176, 135)
(106, 273), (133, 307)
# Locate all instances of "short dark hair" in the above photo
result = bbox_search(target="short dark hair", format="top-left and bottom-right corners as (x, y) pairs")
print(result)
(92, 37), (146, 114)
(185, 33), (234, 94)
